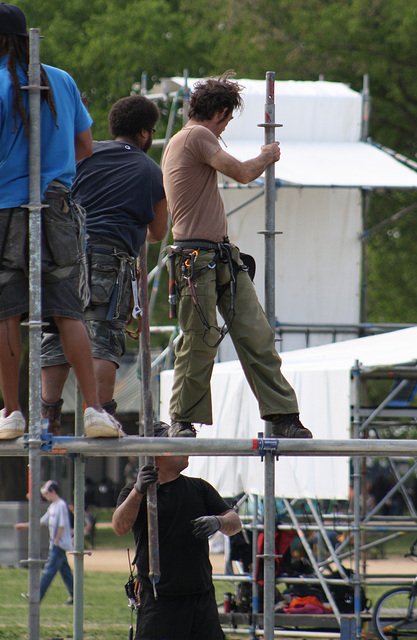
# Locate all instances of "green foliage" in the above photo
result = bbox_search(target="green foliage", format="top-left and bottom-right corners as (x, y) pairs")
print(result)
(366, 191), (417, 323)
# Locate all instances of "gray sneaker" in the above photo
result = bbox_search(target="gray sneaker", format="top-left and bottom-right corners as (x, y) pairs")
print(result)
(271, 414), (313, 438)
(168, 421), (196, 438)
(84, 408), (126, 438)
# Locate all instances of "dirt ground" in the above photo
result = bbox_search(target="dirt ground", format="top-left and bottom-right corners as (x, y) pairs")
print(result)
(70, 549), (415, 576)
(69, 548), (227, 573)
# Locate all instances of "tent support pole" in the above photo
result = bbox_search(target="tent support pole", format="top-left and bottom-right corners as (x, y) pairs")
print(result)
(352, 362), (362, 640)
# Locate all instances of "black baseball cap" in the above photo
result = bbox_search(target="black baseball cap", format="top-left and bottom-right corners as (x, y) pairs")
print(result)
(0, 3), (29, 37)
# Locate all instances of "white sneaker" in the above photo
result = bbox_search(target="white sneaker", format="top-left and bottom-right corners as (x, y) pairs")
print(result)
(0, 409), (25, 439)
(84, 408), (126, 438)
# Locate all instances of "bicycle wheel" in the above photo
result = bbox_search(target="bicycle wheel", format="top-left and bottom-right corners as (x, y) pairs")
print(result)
(373, 587), (417, 640)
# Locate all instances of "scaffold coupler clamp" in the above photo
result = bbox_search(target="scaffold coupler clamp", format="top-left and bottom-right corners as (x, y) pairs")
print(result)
(22, 430), (52, 451)
(254, 432), (280, 461)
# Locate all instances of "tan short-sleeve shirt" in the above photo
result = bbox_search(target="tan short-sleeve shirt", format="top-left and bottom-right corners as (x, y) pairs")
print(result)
(161, 124), (228, 242)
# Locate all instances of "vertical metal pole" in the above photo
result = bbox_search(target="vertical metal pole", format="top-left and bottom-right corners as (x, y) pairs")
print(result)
(264, 71), (276, 330)
(182, 69), (190, 126)
(139, 244), (161, 595)
(27, 28), (42, 640)
(250, 494), (259, 639)
(140, 72), (147, 95)
(352, 362), (362, 640)
(360, 74), (371, 142)
(73, 388), (85, 640)
(263, 71), (277, 640)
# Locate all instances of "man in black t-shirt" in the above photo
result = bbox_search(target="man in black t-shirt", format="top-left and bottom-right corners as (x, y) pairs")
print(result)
(112, 422), (242, 640)
(40, 96), (168, 434)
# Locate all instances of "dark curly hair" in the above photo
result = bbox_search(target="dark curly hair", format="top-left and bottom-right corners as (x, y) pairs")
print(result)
(109, 95), (159, 138)
(188, 70), (244, 122)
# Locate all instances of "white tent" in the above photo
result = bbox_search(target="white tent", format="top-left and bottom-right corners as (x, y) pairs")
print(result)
(160, 327), (417, 499)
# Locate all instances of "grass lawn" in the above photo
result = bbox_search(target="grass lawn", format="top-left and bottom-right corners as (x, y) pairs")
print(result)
(0, 567), (239, 640)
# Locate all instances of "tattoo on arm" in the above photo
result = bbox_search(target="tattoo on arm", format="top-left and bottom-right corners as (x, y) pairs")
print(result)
(112, 489), (143, 535)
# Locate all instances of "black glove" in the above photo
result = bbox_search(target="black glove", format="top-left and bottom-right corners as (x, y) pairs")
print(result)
(134, 464), (158, 495)
(191, 515), (221, 539)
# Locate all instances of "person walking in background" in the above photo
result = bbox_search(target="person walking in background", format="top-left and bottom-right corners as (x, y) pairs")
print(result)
(112, 422), (242, 640)
(15, 480), (74, 605)
(0, 3), (124, 439)
(40, 95), (167, 434)
(161, 70), (312, 440)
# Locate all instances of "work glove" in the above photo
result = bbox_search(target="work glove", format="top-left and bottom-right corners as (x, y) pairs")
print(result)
(134, 464), (158, 495)
(191, 515), (221, 539)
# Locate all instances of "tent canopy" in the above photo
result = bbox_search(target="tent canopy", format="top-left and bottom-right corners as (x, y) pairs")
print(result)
(225, 140), (417, 189)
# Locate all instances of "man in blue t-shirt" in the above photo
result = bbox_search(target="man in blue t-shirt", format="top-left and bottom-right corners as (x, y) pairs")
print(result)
(40, 95), (167, 432)
(0, 3), (124, 440)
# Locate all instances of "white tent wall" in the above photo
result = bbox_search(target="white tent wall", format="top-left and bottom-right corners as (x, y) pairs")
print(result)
(160, 363), (351, 500)
(221, 186), (362, 354)
(160, 327), (417, 500)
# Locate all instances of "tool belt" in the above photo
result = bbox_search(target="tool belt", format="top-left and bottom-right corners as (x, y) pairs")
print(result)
(85, 237), (141, 323)
(166, 238), (254, 348)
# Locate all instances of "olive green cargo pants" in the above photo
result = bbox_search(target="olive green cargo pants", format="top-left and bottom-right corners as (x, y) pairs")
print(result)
(169, 246), (299, 425)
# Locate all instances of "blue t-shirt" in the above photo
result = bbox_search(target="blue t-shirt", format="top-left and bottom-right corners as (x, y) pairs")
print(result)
(0, 54), (92, 207)
(72, 140), (165, 256)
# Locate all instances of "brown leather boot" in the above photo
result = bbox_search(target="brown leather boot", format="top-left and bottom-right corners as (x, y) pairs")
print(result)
(41, 398), (63, 436)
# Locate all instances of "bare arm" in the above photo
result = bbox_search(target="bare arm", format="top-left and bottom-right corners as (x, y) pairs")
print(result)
(147, 198), (168, 244)
(217, 509), (242, 537)
(112, 488), (144, 536)
(15, 520), (47, 530)
(208, 142), (281, 184)
(74, 128), (93, 162)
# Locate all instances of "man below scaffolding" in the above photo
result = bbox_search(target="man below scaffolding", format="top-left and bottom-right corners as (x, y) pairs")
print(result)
(0, 3), (124, 439)
(161, 70), (312, 439)
(112, 421), (242, 640)
(40, 95), (168, 434)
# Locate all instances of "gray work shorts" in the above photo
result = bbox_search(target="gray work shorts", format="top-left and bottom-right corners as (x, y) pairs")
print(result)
(0, 186), (84, 323)
(41, 237), (135, 368)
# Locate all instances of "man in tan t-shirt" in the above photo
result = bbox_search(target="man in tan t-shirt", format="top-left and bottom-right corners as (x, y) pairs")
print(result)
(161, 71), (312, 440)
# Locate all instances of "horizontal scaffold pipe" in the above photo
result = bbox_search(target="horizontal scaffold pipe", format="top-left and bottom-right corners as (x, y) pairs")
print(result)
(1, 437), (417, 457)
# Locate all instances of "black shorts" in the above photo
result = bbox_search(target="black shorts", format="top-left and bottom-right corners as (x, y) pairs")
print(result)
(41, 237), (135, 367)
(135, 585), (225, 640)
